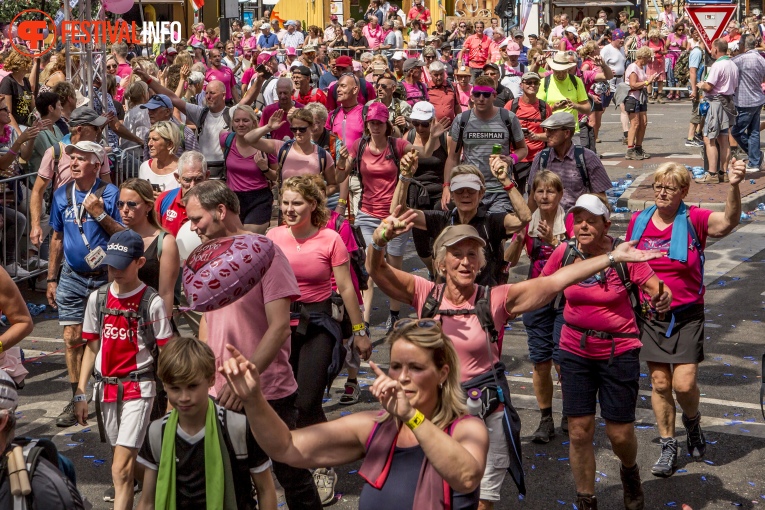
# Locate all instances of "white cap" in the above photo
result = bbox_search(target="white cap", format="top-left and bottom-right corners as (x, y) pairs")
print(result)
(569, 194), (610, 221)
(392, 51), (407, 61)
(565, 26), (578, 35)
(410, 101), (435, 121)
(450, 173), (483, 192)
(259, 23), (269, 30)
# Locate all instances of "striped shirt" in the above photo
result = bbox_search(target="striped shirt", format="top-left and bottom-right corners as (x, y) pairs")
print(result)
(733, 50), (765, 108)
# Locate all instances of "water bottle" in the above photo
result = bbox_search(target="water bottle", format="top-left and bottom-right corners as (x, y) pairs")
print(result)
(466, 388), (483, 417)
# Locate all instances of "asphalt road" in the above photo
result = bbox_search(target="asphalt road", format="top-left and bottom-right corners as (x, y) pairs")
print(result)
(10, 99), (765, 509)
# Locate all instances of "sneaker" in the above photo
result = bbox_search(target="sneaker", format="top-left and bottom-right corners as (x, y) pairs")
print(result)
(576, 492), (598, 510)
(685, 139), (703, 148)
(620, 464), (645, 510)
(648, 96), (656, 104)
(56, 400), (77, 428)
(746, 165), (760, 173)
(103, 481), (141, 502)
(596, 138), (602, 143)
(560, 415), (569, 435)
(657, 96), (666, 104)
(33, 277), (48, 292)
(313, 467), (338, 505)
(622, 135), (629, 145)
(4, 263), (31, 278)
(693, 134), (704, 144)
(339, 381), (360, 405)
(385, 313), (399, 334)
(695, 172), (721, 184)
(24, 256), (48, 271)
(625, 148), (640, 160)
(720, 171), (730, 183)
(651, 437), (678, 477)
(636, 147), (651, 160)
(682, 412), (706, 460)
(531, 415), (555, 444)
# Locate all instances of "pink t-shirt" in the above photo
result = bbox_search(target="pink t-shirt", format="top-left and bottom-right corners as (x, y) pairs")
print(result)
(219, 132), (270, 192)
(626, 206), (712, 308)
(242, 67), (256, 88)
(326, 104), (365, 147)
(328, 211), (362, 302)
(269, 139), (334, 180)
(705, 58), (739, 96)
(116, 62), (132, 80)
(206, 66), (236, 101)
(523, 220), (575, 279)
(363, 24), (385, 49)
(206, 243), (300, 401)
(38, 142), (111, 186)
(267, 227), (349, 313)
(411, 276), (510, 380)
(542, 240), (655, 360)
(349, 137), (409, 219)
(625, 63), (647, 100)
(260, 101), (304, 143)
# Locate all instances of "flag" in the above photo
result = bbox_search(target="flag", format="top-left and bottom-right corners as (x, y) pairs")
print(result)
(192, 0), (204, 12)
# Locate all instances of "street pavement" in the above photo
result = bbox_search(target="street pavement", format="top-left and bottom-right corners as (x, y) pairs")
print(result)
(11, 100), (765, 509)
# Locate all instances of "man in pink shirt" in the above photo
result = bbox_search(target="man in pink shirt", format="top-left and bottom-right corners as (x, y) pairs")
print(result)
(187, 180), (323, 510)
(407, 0), (432, 28)
(325, 74), (365, 147)
(205, 48), (240, 104)
(112, 42), (132, 80)
(695, 38), (740, 184)
(362, 14), (385, 50)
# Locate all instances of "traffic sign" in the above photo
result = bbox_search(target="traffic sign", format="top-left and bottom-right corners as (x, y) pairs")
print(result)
(685, 4), (737, 52)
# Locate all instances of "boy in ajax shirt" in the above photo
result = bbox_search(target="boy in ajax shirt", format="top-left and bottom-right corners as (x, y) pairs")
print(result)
(135, 337), (278, 510)
(74, 229), (173, 510)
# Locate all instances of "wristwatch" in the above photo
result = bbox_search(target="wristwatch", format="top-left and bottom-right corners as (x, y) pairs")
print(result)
(355, 328), (368, 337)
(94, 211), (108, 222)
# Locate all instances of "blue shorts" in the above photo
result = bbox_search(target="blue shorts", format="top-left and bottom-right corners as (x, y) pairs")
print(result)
(523, 303), (565, 364)
(559, 348), (640, 423)
(355, 210), (410, 257)
(56, 262), (108, 326)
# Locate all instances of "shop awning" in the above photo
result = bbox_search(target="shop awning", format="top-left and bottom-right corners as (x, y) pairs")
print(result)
(553, 0), (633, 5)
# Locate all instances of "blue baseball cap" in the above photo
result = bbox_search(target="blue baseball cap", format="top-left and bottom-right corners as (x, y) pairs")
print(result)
(140, 94), (173, 110)
(104, 230), (145, 270)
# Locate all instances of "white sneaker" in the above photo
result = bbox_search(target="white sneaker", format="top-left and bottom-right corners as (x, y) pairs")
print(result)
(24, 256), (48, 270)
(4, 263), (31, 278)
(746, 166), (760, 173)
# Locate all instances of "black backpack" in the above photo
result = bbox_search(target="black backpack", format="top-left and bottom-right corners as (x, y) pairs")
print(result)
(329, 104), (370, 133)
(43, 142), (64, 215)
(65, 180), (108, 210)
(332, 214), (369, 291)
(353, 135), (401, 207)
(509, 97), (549, 123)
(453, 108), (519, 156)
(421, 283), (498, 344)
(542, 73), (580, 96)
(538, 145), (590, 192)
(197, 106), (231, 138)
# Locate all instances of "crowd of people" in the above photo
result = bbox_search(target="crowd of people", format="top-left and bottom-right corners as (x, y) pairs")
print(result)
(0, 2), (760, 508)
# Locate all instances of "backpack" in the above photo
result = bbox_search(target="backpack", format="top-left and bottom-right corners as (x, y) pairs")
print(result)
(538, 145), (590, 192)
(542, 73), (580, 96)
(331, 76), (370, 103)
(329, 104), (370, 132)
(43, 142), (64, 215)
(222, 131), (236, 179)
(453, 108), (518, 156)
(353, 136), (401, 208)
(65, 179), (108, 210)
(674, 49), (691, 86)
(405, 129), (445, 208)
(509, 97), (549, 124)
(2, 438), (85, 509)
(276, 140), (329, 187)
(333, 214), (369, 291)
(159, 188), (181, 219)
(420, 283), (498, 344)
(254, 76), (276, 112)
(197, 106), (231, 138)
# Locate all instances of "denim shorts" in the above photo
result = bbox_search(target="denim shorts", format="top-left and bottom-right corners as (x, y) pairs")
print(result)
(355, 210), (410, 257)
(523, 303), (565, 364)
(560, 348), (640, 423)
(56, 262), (108, 326)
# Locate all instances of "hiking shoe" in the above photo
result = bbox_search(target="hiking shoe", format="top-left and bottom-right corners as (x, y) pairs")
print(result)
(339, 381), (360, 405)
(720, 171), (730, 183)
(313, 468), (338, 505)
(695, 172), (721, 184)
(103, 482), (141, 501)
(4, 263), (30, 278)
(683, 412), (706, 460)
(620, 464), (645, 510)
(560, 415), (569, 435)
(636, 147), (651, 159)
(622, 135), (629, 145)
(576, 492), (598, 510)
(56, 400), (77, 428)
(651, 437), (678, 477)
(648, 96), (656, 104)
(531, 415), (555, 444)
(685, 139), (703, 148)
(657, 96), (666, 104)
(626, 148), (640, 160)
(385, 313), (399, 334)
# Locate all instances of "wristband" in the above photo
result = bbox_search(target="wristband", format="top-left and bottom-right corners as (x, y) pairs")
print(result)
(442, 182), (450, 188)
(47, 278), (57, 283)
(372, 242), (386, 251)
(399, 173), (412, 182)
(338, 198), (348, 205)
(7, 148), (17, 156)
(0, 341), (3, 353)
(644, 80), (649, 87)
(380, 227), (389, 243)
(510, 153), (518, 165)
(405, 409), (426, 430)
(73, 394), (87, 403)
(503, 180), (516, 191)
(352, 322), (366, 332)
(607, 251), (616, 267)
(146, 77), (153, 85)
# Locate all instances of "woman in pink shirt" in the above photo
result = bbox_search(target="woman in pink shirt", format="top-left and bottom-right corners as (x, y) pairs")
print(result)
(665, 23), (688, 100)
(370, 167), (666, 509)
(540, 194), (670, 509)
(188, 23), (209, 47)
(646, 30), (667, 103)
(626, 162), (745, 479)
(455, 66), (473, 110)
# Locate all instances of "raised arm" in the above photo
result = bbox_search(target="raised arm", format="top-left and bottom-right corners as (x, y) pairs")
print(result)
(489, 156), (532, 232)
(707, 158), (743, 237)
(366, 207), (419, 305)
(243, 109), (286, 152)
(389, 150), (427, 229)
(132, 68), (188, 114)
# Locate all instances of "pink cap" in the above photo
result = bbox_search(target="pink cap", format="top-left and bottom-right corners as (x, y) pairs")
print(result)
(286, 47), (297, 56)
(507, 42), (521, 56)
(366, 102), (389, 124)
(352, 61), (363, 72)
(256, 52), (273, 66)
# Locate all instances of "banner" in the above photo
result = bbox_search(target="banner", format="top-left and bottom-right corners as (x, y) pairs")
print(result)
(520, 0), (534, 30)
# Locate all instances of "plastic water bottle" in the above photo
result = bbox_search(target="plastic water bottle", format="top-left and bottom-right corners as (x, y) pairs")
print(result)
(466, 388), (483, 416)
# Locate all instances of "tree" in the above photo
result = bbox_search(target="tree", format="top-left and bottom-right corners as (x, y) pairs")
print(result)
(0, 0), (59, 25)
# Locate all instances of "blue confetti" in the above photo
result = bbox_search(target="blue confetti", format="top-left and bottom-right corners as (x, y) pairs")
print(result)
(558, 457), (569, 461)
(557, 500), (566, 505)
(704, 460), (715, 465)
(83, 455), (94, 459)
(666, 503), (677, 507)
(677, 469), (687, 473)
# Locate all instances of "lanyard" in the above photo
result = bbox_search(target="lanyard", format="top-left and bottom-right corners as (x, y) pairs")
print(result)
(72, 181), (98, 252)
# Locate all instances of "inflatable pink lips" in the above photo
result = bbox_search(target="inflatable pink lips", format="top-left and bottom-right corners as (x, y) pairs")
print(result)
(183, 234), (275, 312)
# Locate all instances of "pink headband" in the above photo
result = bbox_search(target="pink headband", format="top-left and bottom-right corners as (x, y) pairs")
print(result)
(472, 86), (496, 94)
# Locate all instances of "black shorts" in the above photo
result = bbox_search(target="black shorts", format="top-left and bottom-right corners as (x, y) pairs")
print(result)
(236, 187), (274, 225)
(560, 348), (640, 423)
(639, 304), (705, 364)
(624, 96), (647, 114)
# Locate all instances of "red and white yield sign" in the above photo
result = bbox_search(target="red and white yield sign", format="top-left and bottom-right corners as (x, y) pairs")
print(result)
(686, 4), (738, 52)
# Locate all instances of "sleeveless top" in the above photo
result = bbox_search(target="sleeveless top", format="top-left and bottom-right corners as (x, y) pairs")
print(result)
(138, 234), (161, 292)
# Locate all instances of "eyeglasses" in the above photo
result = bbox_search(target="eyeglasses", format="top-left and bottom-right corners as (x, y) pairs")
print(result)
(181, 175), (205, 184)
(117, 200), (140, 209)
(523, 80), (540, 86)
(652, 183), (681, 194)
(472, 91), (493, 98)
(290, 126), (309, 133)
(412, 120), (431, 127)
(459, 24), (466, 28)
(376, 82), (391, 90)
(391, 318), (440, 333)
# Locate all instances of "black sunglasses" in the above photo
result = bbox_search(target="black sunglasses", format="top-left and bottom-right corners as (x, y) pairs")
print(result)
(412, 120), (431, 127)
(472, 91), (493, 98)
(117, 200), (140, 209)
(392, 318), (440, 332)
(290, 126), (309, 133)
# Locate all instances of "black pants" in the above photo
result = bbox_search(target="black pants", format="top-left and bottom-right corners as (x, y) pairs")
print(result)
(290, 323), (335, 428)
(268, 393), (323, 510)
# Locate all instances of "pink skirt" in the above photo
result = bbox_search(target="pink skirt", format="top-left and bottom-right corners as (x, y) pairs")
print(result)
(646, 59), (666, 79)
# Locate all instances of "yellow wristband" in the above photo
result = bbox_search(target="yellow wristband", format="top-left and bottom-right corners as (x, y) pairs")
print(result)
(0, 341), (3, 353)
(338, 199), (348, 205)
(405, 410), (426, 430)
(644, 81), (650, 86)
(352, 323), (365, 332)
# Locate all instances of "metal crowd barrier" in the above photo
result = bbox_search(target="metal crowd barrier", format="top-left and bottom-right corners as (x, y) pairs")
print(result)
(115, 145), (144, 187)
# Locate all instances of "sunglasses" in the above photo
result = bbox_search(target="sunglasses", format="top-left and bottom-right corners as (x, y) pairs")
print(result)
(472, 91), (493, 98)
(181, 175), (205, 184)
(392, 318), (440, 333)
(459, 24), (466, 28)
(117, 200), (140, 209)
(290, 126), (309, 133)
(106, 64), (117, 69)
(412, 120), (431, 127)
(523, 80), (540, 86)
(376, 82), (391, 89)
